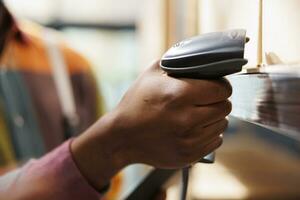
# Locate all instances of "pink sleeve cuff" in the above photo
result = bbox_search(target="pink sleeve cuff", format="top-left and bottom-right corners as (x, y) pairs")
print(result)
(4, 139), (103, 200)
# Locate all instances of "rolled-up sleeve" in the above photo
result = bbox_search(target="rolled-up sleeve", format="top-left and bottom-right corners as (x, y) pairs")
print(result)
(0, 140), (103, 200)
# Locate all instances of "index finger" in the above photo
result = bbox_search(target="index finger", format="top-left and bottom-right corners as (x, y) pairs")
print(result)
(178, 78), (232, 105)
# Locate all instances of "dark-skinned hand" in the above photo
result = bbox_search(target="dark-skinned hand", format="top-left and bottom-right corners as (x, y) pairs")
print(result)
(71, 61), (232, 191)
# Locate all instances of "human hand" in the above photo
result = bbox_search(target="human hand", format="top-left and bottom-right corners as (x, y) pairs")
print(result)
(71, 60), (232, 190)
(109, 60), (231, 168)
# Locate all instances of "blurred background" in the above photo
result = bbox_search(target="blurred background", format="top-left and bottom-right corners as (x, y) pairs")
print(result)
(2, 0), (300, 199)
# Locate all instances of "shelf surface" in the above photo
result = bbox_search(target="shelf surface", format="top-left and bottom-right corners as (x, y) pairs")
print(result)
(228, 67), (300, 142)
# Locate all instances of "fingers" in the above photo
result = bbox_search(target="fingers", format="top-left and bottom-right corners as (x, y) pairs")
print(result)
(185, 119), (228, 164)
(184, 119), (228, 145)
(188, 135), (223, 164)
(190, 100), (232, 127)
(178, 135), (223, 166)
(196, 136), (223, 159)
(173, 119), (227, 166)
(146, 61), (232, 107)
(174, 78), (232, 105)
(172, 100), (231, 137)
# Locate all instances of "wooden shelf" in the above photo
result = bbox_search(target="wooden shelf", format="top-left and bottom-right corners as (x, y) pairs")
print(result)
(228, 66), (300, 142)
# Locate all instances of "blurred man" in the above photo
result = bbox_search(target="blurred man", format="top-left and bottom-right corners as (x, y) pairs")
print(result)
(0, 2), (121, 199)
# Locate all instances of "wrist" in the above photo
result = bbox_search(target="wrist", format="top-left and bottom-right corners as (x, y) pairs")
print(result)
(71, 111), (130, 191)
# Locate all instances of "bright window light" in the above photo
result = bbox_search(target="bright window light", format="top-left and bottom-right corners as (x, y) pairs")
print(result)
(191, 162), (249, 200)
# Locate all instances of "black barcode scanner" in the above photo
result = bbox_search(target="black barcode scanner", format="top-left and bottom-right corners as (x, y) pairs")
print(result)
(160, 29), (248, 164)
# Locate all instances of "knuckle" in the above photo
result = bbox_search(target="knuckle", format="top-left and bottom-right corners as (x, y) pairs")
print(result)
(216, 137), (223, 147)
(224, 119), (229, 128)
(162, 89), (180, 105)
(210, 120), (228, 136)
(213, 137), (223, 148)
(174, 114), (193, 133)
(214, 79), (233, 100)
(222, 100), (232, 116)
(223, 79), (233, 98)
(171, 82), (190, 96)
(221, 119), (229, 131)
(215, 85), (226, 100)
(162, 83), (189, 106)
(217, 118), (228, 129)
(206, 138), (223, 153)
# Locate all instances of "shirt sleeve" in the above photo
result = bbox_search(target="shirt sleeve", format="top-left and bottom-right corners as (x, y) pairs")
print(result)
(0, 139), (104, 200)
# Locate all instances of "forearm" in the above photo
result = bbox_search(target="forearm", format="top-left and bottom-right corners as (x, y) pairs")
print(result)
(71, 110), (129, 191)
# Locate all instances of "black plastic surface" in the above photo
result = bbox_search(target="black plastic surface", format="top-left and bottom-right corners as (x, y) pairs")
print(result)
(162, 58), (248, 79)
(160, 29), (248, 78)
(161, 29), (247, 68)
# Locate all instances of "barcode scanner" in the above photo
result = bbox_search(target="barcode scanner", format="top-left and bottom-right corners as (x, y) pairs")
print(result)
(160, 29), (248, 200)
